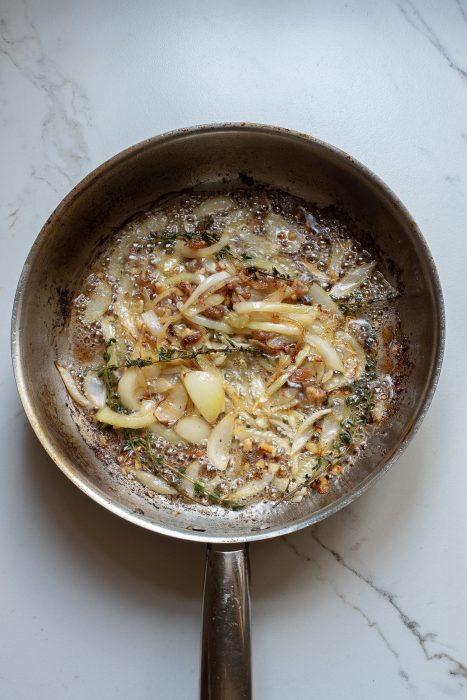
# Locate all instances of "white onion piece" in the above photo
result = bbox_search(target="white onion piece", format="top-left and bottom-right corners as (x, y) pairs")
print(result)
(155, 382), (188, 423)
(327, 239), (352, 281)
(181, 271), (231, 312)
(83, 372), (106, 409)
(148, 421), (183, 443)
(330, 262), (376, 299)
(175, 415), (212, 444)
(308, 283), (342, 317)
(118, 367), (145, 411)
(337, 331), (366, 378)
(113, 297), (139, 339)
(245, 321), (301, 337)
(177, 232), (230, 259)
(83, 281), (112, 324)
(193, 196), (235, 219)
(95, 401), (156, 429)
(152, 377), (174, 393)
(181, 461), (201, 497)
(265, 344), (310, 396)
(183, 312), (234, 334)
(141, 310), (162, 337)
(207, 413), (234, 470)
(134, 470), (177, 495)
(183, 371), (225, 423)
(234, 301), (318, 317)
(56, 364), (92, 408)
(320, 413), (340, 452)
(291, 409), (332, 454)
(300, 259), (330, 284)
(305, 333), (345, 373)
(231, 478), (269, 500)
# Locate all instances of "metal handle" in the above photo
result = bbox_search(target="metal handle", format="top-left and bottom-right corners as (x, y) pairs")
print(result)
(200, 543), (251, 700)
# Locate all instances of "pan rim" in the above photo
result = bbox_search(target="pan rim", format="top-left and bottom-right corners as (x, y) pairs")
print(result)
(11, 122), (445, 543)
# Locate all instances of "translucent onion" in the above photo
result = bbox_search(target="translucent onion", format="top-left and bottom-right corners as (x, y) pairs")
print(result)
(177, 232), (230, 259)
(113, 296), (140, 339)
(148, 421), (183, 443)
(231, 477), (270, 500)
(291, 409), (332, 454)
(183, 371), (225, 423)
(181, 271), (231, 312)
(141, 310), (162, 337)
(234, 301), (318, 317)
(305, 333), (345, 373)
(134, 470), (177, 495)
(320, 413), (340, 452)
(95, 401), (156, 429)
(155, 382), (188, 423)
(56, 364), (92, 408)
(245, 321), (302, 337)
(330, 262), (376, 298)
(83, 281), (112, 324)
(193, 195), (235, 219)
(265, 344), (310, 396)
(207, 412), (235, 470)
(308, 283), (342, 317)
(175, 415), (211, 444)
(118, 367), (145, 411)
(183, 312), (234, 334)
(327, 239), (352, 281)
(83, 372), (106, 409)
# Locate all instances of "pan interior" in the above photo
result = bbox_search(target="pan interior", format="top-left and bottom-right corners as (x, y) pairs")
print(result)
(12, 125), (443, 542)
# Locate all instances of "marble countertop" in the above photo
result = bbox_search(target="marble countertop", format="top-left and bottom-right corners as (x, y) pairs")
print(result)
(2, 1), (466, 698)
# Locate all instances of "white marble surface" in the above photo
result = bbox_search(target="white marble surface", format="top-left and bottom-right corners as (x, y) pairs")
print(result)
(1, 1), (466, 698)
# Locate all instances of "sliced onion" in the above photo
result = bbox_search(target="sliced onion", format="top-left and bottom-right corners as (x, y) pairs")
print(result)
(183, 371), (225, 423)
(141, 310), (162, 337)
(246, 321), (302, 337)
(183, 312), (234, 334)
(320, 413), (340, 452)
(234, 301), (317, 316)
(327, 239), (352, 281)
(305, 333), (345, 373)
(308, 283), (342, 317)
(83, 281), (112, 324)
(118, 367), (145, 411)
(265, 344), (310, 396)
(175, 415), (212, 444)
(177, 232), (230, 259)
(181, 271), (231, 312)
(231, 478), (270, 500)
(134, 470), (177, 495)
(95, 401), (156, 429)
(193, 196), (235, 219)
(83, 372), (106, 409)
(180, 460), (201, 497)
(154, 382), (188, 423)
(148, 421), (183, 444)
(207, 412), (234, 470)
(337, 331), (366, 378)
(330, 262), (376, 299)
(152, 377), (174, 393)
(291, 409), (332, 454)
(56, 364), (92, 408)
(113, 296), (139, 339)
(300, 259), (330, 284)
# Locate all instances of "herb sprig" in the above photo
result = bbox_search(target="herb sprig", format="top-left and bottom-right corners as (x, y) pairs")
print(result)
(126, 431), (244, 510)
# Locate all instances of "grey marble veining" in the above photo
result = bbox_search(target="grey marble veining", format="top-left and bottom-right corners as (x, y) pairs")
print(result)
(1, 1), (467, 699)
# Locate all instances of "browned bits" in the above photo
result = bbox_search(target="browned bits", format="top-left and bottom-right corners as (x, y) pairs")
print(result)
(312, 476), (330, 494)
(305, 385), (327, 404)
(289, 368), (314, 385)
(258, 442), (276, 456)
(180, 330), (203, 346)
(203, 305), (226, 320)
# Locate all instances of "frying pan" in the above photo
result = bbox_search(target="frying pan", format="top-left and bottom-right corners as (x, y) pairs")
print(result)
(11, 123), (444, 699)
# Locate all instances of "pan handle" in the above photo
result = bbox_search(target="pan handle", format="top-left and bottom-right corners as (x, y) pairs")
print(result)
(200, 543), (251, 699)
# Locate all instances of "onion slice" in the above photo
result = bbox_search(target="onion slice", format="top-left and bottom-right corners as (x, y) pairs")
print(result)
(291, 408), (332, 454)
(330, 262), (375, 299)
(175, 415), (211, 444)
(207, 412), (235, 470)
(56, 364), (92, 409)
(134, 471), (177, 495)
(95, 401), (156, 429)
(181, 271), (231, 312)
(305, 333), (345, 373)
(183, 371), (225, 423)
(83, 372), (106, 409)
(155, 382), (188, 424)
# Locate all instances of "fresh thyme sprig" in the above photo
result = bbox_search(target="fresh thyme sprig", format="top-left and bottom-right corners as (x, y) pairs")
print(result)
(149, 216), (218, 247)
(126, 431), (244, 510)
(96, 338), (128, 413)
(244, 265), (291, 281)
(125, 342), (264, 367)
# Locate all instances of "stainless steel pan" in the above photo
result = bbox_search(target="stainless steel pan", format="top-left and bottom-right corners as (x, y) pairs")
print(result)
(11, 123), (444, 699)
